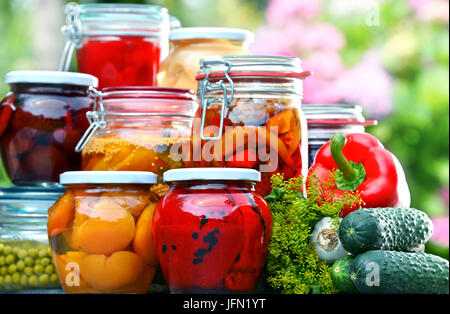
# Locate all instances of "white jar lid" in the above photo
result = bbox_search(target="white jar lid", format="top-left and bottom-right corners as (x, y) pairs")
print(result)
(163, 168), (261, 183)
(169, 27), (254, 42)
(60, 171), (157, 185)
(5, 71), (99, 88)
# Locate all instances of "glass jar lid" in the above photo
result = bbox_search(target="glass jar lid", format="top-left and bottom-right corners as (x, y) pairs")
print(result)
(101, 86), (195, 101)
(170, 27), (254, 42)
(60, 171), (157, 185)
(164, 168), (261, 183)
(304, 104), (377, 126)
(5, 70), (98, 88)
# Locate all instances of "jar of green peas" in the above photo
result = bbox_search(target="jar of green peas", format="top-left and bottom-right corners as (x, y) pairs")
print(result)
(0, 186), (63, 292)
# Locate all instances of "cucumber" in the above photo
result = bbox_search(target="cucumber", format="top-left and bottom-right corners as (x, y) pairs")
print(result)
(351, 250), (449, 294)
(338, 207), (433, 254)
(331, 256), (357, 293)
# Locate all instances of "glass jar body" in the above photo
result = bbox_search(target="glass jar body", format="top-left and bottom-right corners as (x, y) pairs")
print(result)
(0, 84), (93, 186)
(152, 180), (272, 293)
(193, 79), (308, 196)
(80, 88), (197, 182)
(158, 38), (250, 91)
(48, 183), (158, 294)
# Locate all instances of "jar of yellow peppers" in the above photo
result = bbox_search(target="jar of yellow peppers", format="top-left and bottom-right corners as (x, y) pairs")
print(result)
(158, 27), (254, 91)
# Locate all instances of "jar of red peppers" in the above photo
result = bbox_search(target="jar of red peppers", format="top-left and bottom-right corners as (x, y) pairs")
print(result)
(60, 3), (171, 89)
(75, 87), (197, 183)
(303, 104), (377, 167)
(158, 27), (254, 91)
(49, 171), (158, 294)
(193, 55), (311, 196)
(0, 71), (98, 186)
(153, 168), (272, 293)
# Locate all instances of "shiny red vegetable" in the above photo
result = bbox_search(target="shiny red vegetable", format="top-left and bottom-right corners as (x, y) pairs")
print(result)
(307, 133), (411, 217)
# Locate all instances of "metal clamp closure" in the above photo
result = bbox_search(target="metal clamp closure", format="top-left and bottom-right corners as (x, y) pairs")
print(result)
(59, 2), (82, 71)
(198, 60), (234, 141)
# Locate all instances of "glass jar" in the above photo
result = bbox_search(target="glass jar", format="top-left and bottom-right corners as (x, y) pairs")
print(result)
(193, 55), (311, 196)
(0, 186), (64, 292)
(0, 71), (98, 187)
(76, 87), (197, 184)
(153, 168), (272, 293)
(60, 3), (171, 89)
(158, 27), (254, 91)
(303, 104), (377, 167)
(49, 171), (158, 294)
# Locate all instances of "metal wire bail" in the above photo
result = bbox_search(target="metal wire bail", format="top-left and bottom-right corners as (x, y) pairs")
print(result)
(198, 60), (234, 141)
(59, 2), (83, 71)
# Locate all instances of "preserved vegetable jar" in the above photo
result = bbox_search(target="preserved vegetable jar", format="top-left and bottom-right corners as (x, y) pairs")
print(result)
(60, 3), (171, 89)
(304, 104), (377, 167)
(49, 171), (158, 294)
(0, 71), (98, 186)
(194, 55), (311, 196)
(76, 87), (197, 183)
(153, 168), (272, 293)
(0, 186), (64, 292)
(158, 27), (254, 91)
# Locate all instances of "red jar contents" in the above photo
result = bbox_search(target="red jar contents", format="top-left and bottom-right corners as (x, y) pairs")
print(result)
(153, 168), (272, 293)
(77, 36), (161, 89)
(0, 71), (98, 186)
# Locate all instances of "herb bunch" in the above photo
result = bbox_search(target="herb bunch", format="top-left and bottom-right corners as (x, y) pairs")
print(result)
(264, 172), (362, 294)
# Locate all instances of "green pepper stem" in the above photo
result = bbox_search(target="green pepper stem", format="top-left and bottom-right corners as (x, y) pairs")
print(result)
(330, 133), (356, 182)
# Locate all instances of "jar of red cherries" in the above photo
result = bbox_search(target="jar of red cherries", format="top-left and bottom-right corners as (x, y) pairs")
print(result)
(0, 71), (98, 186)
(60, 3), (171, 89)
(152, 168), (272, 293)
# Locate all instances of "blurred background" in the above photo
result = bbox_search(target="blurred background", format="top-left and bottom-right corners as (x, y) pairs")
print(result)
(0, 0), (448, 257)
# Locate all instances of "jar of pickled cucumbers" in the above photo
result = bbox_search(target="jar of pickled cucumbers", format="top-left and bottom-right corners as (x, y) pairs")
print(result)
(60, 3), (171, 89)
(75, 87), (197, 185)
(303, 104), (377, 167)
(49, 171), (158, 294)
(0, 186), (64, 292)
(158, 27), (254, 91)
(0, 70), (98, 187)
(193, 55), (311, 196)
(153, 168), (272, 293)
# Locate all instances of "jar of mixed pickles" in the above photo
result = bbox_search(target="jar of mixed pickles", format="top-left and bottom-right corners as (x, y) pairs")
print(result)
(303, 104), (377, 167)
(158, 27), (254, 91)
(75, 87), (197, 186)
(153, 168), (272, 293)
(0, 186), (64, 292)
(49, 171), (158, 294)
(60, 3), (171, 89)
(0, 71), (98, 186)
(194, 55), (311, 196)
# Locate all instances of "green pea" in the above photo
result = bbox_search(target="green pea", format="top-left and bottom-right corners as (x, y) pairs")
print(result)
(47, 248), (52, 256)
(5, 254), (15, 264)
(38, 249), (48, 258)
(24, 257), (33, 266)
(0, 275), (3, 287)
(0, 243), (4, 253)
(0, 256), (5, 266)
(1, 266), (7, 276)
(8, 264), (17, 274)
(12, 247), (19, 255)
(50, 273), (59, 283)
(20, 275), (28, 287)
(12, 272), (20, 284)
(28, 275), (38, 287)
(23, 266), (33, 276)
(3, 246), (12, 255)
(39, 274), (49, 286)
(28, 248), (38, 258)
(40, 257), (51, 266)
(44, 264), (54, 275)
(17, 249), (27, 259)
(16, 260), (25, 271)
(4, 275), (12, 286)
(34, 264), (44, 274)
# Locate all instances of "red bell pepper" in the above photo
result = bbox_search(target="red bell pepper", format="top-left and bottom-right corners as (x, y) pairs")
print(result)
(307, 133), (411, 217)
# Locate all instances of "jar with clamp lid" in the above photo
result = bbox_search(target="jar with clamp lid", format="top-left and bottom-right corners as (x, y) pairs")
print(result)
(193, 55), (312, 196)
(60, 3), (171, 89)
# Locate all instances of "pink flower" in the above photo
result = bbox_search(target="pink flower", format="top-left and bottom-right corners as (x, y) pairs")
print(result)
(250, 25), (297, 56)
(409, 0), (449, 23)
(302, 50), (344, 79)
(266, 0), (322, 24)
(431, 216), (449, 247)
(289, 22), (346, 52)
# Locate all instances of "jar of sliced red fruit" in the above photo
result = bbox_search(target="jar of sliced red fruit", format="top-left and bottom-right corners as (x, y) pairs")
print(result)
(193, 55), (311, 196)
(60, 2), (171, 89)
(0, 70), (98, 186)
(153, 168), (272, 293)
